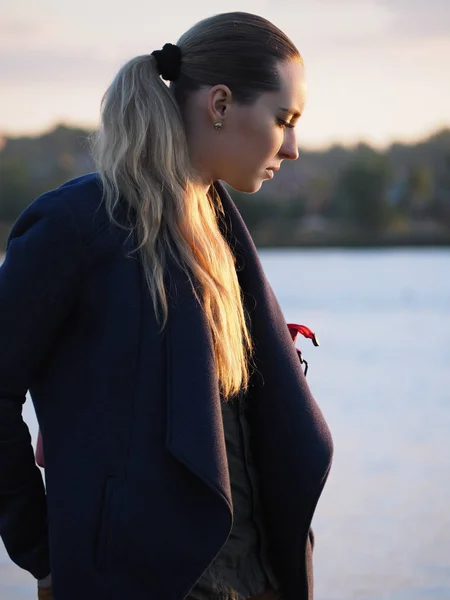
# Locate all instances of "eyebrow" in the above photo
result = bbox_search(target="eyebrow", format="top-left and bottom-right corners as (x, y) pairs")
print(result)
(279, 107), (302, 118)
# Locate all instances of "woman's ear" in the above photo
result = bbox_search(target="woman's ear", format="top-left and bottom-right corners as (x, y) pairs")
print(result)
(207, 85), (233, 123)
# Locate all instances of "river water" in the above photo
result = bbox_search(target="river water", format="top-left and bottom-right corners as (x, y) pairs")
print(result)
(1, 248), (450, 600)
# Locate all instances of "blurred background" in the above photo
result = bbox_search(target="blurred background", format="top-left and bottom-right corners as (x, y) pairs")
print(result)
(1, 1), (449, 599)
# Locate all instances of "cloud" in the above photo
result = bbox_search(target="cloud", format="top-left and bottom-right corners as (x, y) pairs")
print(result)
(0, 46), (117, 85)
(0, 15), (131, 85)
(0, 17), (42, 39)
(379, 0), (450, 37)
(315, 0), (450, 39)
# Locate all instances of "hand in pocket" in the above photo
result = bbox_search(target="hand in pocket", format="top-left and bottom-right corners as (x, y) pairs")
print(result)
(38, 587), (53, 600)
(38, 574), (53, 600)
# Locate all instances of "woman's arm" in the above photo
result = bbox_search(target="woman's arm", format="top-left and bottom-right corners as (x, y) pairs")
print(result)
(0, 191), (86, 579)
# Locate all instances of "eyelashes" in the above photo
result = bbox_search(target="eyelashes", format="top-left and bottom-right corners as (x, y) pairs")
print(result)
(277, 118), (295, 129)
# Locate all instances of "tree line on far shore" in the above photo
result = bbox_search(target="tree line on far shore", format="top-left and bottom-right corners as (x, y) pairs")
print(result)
(1, 124), (450, 249)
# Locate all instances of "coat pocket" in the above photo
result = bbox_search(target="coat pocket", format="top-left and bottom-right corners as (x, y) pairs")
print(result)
(94, 476), (117, 571)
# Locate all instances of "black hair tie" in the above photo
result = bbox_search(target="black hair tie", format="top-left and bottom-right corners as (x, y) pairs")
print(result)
(151, 43), (182, 82)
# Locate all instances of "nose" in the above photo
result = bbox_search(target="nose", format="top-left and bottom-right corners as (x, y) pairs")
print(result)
(279, 129), (299, 161)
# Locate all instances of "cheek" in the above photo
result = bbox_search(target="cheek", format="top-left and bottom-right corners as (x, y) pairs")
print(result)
(237, 119), (281, 161)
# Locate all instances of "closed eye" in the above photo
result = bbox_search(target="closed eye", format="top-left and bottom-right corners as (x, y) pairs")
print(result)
(277, 118), (295, 129)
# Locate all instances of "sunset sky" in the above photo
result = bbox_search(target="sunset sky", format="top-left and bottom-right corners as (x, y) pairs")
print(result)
(1, 0), (449, 148)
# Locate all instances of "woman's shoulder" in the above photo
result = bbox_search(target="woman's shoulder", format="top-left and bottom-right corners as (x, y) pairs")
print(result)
(55, 171), (102, 201)
(37, 173), (108, 240)
(13, 173), (115, 247)
(6, 172), (133, 271)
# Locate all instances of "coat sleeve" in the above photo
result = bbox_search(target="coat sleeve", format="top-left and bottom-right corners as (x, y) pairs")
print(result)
(0, 191), (87, 579)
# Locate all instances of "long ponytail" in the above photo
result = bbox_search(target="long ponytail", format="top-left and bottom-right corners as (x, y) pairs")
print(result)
(91, 54), (252, 398)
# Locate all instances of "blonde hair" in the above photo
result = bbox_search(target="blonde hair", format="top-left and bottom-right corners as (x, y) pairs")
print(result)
(91, 12), (301, 398)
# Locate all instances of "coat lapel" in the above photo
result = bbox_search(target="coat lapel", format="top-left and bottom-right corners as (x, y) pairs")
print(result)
(215, 182), (333, 597)
(164, 181), (333, 599)
(165, 258), (232, 508)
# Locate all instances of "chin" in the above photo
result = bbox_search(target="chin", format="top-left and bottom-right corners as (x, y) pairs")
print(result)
(225, 177), (263, 194)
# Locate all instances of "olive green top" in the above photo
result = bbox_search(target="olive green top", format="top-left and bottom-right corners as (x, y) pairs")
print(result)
(188, 392), (280, 600)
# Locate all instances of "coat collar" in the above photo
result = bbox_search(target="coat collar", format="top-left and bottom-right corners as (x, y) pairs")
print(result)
(165, 182), (333, 596)
(165, 178), (333, 492)
(165, 255), (231, 508)
(164, 181), (260, 508)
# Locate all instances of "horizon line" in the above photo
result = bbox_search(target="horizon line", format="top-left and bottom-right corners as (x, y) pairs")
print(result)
(1, 121), (450, 154)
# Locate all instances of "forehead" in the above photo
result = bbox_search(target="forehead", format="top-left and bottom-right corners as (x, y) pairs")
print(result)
(268, 60), (307, 116)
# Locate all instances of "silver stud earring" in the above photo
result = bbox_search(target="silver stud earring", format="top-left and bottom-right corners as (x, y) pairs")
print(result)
(214, 121), (223, 130)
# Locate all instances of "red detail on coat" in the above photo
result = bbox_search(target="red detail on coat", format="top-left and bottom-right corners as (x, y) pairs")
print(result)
(287, 323), (320, 347)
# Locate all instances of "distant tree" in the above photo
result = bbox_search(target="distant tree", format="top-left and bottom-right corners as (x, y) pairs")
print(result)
(433, 151), (450, 225)
(284, 195), (308, 220)
(337, 153), (391, 233)
(229, 190), (276, 232)
(0, 158), (32, 221)
(402, 164), (433, 213)
(2, 123), (450, 245)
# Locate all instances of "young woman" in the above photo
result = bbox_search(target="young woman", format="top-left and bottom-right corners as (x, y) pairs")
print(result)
(0, 11), (333, 600)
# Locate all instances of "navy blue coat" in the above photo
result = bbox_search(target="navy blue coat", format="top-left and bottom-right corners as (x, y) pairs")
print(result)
(0, 174), (333, 600)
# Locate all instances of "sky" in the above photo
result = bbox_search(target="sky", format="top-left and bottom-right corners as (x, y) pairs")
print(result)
(1, 0), (449, 149)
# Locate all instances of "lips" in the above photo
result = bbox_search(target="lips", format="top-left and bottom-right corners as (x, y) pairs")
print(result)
(265, 166), (280, 179)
